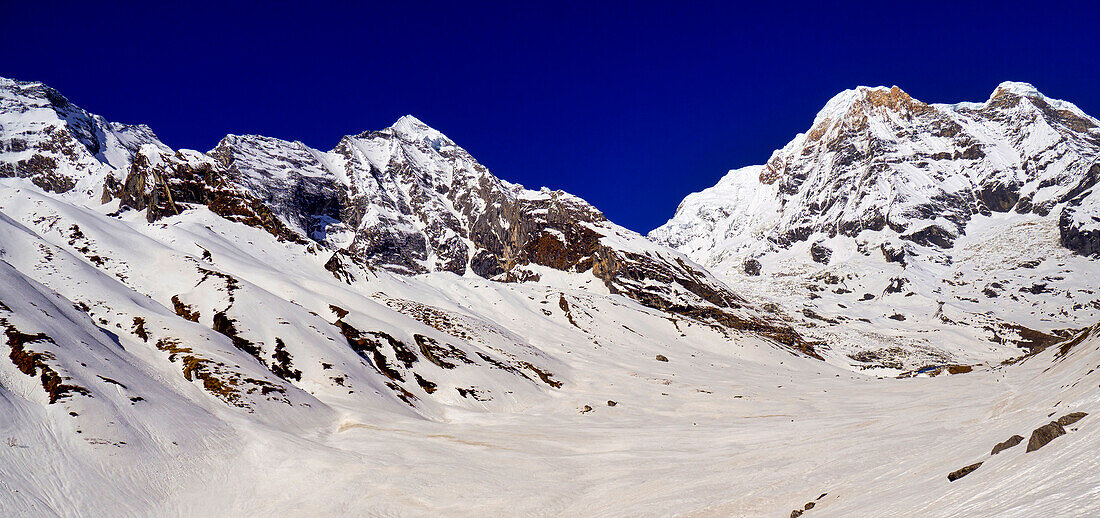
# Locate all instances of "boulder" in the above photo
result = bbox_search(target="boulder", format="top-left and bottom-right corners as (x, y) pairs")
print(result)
(810, 242), (832, 264)
(743, 258), (762, 276)
(947, 461), (983, 481)
(991, 434), (1024, 455)
(1056, 412), (1088, 427)
(1026, 421), (1066, 452)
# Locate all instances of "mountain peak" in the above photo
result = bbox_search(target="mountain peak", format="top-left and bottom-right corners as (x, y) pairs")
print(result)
(392, 114), (427, 129)
(818, 85), (889, 112)
(991, 81), (1043, 100)
(389, 114), (449, 143)
(987, 81), (1095, 121)
(813, 85), (928, 124)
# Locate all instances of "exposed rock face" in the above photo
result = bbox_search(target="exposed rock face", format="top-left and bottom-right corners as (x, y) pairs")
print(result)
(810, 242), (831, 264)
(0, 78), (304, 249)
(208, 135), (349, 245)
(743, 258), (761, 276)
(207, 117), (613, 278)
(1059, 164), (1100, 257)
(103, 145), (305, 244)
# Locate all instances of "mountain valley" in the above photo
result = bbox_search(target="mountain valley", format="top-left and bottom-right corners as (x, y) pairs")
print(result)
(0, 76), (1098, 516)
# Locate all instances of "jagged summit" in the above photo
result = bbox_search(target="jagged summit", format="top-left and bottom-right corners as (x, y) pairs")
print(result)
(0, 76), (167, 195)
(985, 80), (1097, 121)
(993, 80), (1043, 99)
(819, 84), (929, 111)
(0, 76), (64, 102)
(372, 114), (451, 149)
(390, 113), (434, 134)
(814, 82), (1093, 124)
(817, 84), (914, 112)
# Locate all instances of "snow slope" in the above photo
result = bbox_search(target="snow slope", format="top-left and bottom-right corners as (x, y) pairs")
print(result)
(2, 179), (1097, 516)
(0, 76), (1097, 516)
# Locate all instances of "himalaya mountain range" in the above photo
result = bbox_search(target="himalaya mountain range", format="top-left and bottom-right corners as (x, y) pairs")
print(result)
(0, 76), (1098, 516)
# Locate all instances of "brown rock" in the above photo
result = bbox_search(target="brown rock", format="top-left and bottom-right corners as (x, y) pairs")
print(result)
(1056, 412), (1087, 427)
(810, 242), (832, 264)
(743, 258), (762, 276)
(947, 461), (983, 481)
(991, 434), (1024, 455)
(655, 354), (669, 362)
(1026, 421), (1066, 452)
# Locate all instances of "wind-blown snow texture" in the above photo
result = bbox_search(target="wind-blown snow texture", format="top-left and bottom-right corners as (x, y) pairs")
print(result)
(1, 76), (1098, 516)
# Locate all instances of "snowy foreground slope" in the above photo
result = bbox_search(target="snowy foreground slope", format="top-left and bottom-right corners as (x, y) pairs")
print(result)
(0, 76), (1098, 516)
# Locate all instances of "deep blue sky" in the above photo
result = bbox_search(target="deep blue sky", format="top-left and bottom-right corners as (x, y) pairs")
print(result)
(5, 1), (1100, 232)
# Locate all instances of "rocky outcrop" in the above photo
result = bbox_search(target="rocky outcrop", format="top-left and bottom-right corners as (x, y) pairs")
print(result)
(2, 320), (91, 404)
(1026, 421), (1066, 452)
(990, 434), (1024, 455)
(589, 239), (818, 357)
(810, 242), (831, 264)
(1057, 412), (1087, 427)
(209, 134), (349, 244)
(947, 461), (983, 481)
(743, 258), (761, 276)
(102, 145), (306, 244)
(1059, 164), (1100, 257)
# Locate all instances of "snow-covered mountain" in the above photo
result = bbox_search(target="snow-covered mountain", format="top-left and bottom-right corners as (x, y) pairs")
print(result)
(653, 82), (1099, 256)
(652, 82), (1100, 369)
(1, 76), (1098, 516)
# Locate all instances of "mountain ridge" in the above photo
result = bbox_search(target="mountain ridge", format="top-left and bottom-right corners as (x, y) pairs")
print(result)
(0, 75), (819, 362)
(1, 75), (1100, 516)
